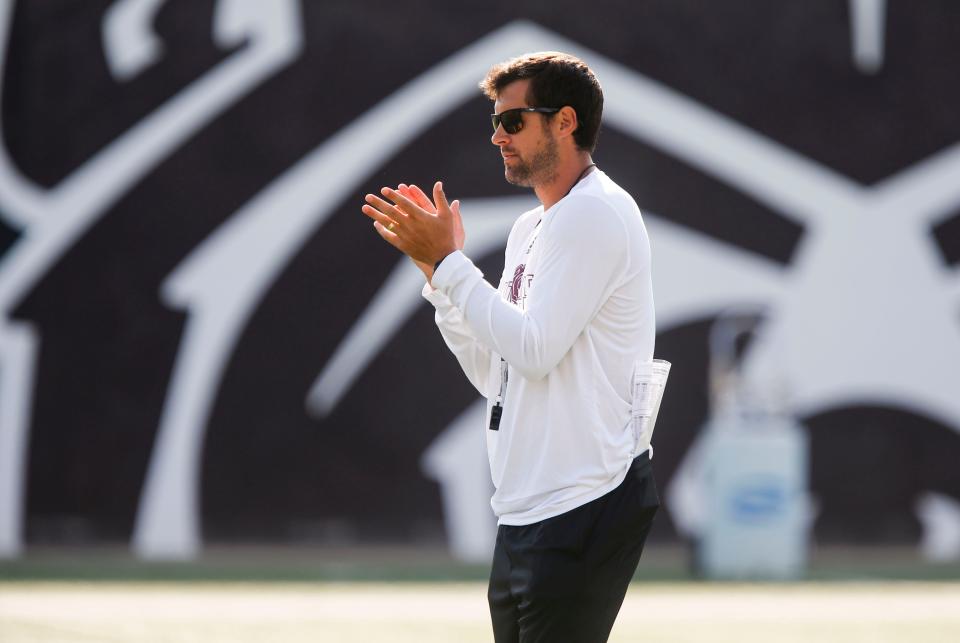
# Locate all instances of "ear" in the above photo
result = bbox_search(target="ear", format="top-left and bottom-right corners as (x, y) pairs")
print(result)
(556, 105), (579, 140)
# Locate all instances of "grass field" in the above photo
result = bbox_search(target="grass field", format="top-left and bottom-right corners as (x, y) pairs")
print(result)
(2, 581), (959, 642)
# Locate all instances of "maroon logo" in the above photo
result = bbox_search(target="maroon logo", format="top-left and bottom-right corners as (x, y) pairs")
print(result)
(510, 264), (525, 304)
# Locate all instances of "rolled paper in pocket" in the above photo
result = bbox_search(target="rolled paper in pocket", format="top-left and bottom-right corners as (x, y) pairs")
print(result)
(631, 359), (671, 451)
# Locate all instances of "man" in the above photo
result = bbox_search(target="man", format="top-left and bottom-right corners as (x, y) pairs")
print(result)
(361, 51), (659, 643)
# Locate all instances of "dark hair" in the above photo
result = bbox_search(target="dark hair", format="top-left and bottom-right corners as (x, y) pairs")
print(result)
(480, 51), (603, 153)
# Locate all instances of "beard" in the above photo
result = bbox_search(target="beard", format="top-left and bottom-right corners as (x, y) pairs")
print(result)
(504, 130), (559, 188)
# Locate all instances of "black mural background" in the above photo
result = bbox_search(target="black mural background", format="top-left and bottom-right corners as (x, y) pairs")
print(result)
(4, 0), (960, 547)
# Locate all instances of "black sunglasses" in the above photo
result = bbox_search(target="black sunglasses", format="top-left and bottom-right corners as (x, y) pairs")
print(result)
(491, 107), (560, 134)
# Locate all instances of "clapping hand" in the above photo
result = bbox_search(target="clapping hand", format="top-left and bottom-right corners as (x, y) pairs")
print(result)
(362, 181), (464, 281)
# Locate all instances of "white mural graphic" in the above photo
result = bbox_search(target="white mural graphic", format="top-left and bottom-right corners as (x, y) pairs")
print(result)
(0, 9), (957, 563)
(850, 0), (887, 74)
(136, 23), (544, 559)
(0, 0), (304, 558)
(103, 0), (169, 81)
(308, 22), (960, 562)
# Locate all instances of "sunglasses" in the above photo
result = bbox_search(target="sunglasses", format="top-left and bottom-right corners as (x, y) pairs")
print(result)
(491, 107), (560, 134)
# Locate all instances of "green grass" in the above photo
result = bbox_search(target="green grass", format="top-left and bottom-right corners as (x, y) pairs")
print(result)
(1, 544), (958, 583)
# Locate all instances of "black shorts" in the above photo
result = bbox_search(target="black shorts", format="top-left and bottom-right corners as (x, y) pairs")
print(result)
(487, 453), (659, 643)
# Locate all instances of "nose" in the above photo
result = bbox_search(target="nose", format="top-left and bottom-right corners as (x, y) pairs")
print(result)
(491, 124), (509, 147)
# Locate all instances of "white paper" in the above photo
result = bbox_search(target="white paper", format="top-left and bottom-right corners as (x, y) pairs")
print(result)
(632, 359), (671, 452)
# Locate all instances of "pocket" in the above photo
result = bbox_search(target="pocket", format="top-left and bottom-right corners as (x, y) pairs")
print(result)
(538, 500), (599, 557)
(636, 464), (661, 511)
(622, 461), (660, 525)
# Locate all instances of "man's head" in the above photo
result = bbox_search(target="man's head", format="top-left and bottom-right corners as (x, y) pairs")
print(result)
(480, 52), (603, 188)
(481, 51), (603, 153)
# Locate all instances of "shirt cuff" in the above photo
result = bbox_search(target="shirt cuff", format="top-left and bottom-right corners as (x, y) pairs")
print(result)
(421, 281), (448, 306)
(430, 250), (477, 293)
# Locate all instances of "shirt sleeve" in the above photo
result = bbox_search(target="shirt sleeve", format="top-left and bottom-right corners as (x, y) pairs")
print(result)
(431, 195), (628, 381)
(422, 282), (493, 398)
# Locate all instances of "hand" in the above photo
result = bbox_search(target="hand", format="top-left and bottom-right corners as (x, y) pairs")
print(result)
(400, 183), (465, 251)
(396, 183), (464, 280)
(396, 184), (435, 278)
(362, 181), (462, 275)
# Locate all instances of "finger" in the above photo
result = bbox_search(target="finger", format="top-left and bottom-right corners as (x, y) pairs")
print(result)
(364, 193), (406, 220)
(410, 183), (428, 200)
(399, 184), (429, 212)
(381, 187), (424, 218)
(373, 220), (407, 252)
(373, 219), (399, 240)
(433, 181), (450, 215)
(409, 184), (436, 213)
(397, 185), (418, 209)
(361, 203), (401, 231)
(411, 191), (432, 212)
(451, 199), (464, 248)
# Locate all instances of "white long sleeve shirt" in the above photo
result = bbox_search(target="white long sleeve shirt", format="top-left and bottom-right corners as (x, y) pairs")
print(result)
(422, 170), (655, 525)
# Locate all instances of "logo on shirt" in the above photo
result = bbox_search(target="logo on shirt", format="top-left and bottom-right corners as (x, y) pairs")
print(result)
(507, 263), (534, 309)
(509, 264), (525, 304)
